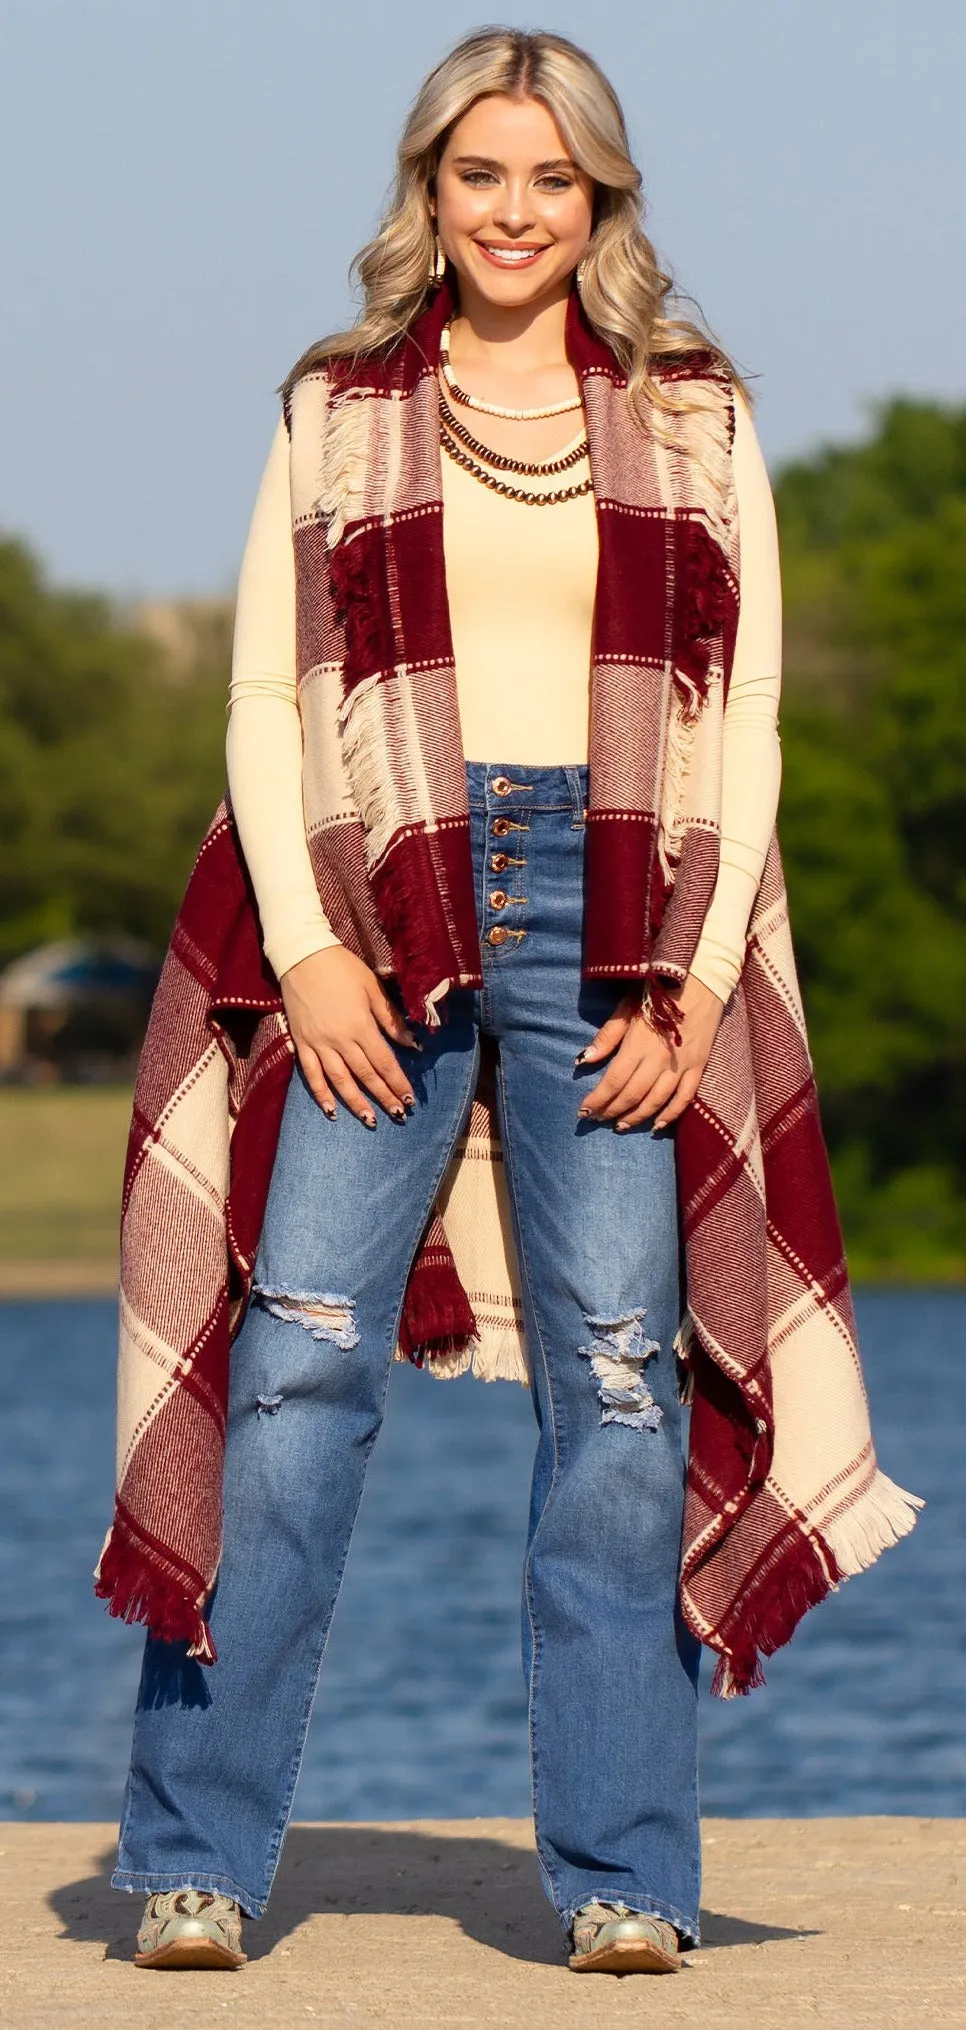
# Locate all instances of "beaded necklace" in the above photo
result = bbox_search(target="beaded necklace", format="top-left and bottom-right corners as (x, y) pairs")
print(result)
(439, 321), (582, 419)
(439, 387), (588, 475)
(438, 322), (592, 506)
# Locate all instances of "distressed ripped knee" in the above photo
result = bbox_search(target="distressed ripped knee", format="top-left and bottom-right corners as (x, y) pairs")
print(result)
(253, 1284), (360, 1351)
(578, 1306), (663, 1431)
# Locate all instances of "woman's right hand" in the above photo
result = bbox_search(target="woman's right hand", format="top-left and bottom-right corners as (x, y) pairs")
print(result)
(279, 948), (421, 1126)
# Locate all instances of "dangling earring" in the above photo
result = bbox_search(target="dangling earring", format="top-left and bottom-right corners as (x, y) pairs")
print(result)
(428, 230), (446, 287)
(575, 256), (588, 294)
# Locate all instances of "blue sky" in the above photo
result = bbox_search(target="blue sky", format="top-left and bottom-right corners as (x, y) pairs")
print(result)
(2, 0), (963, 596)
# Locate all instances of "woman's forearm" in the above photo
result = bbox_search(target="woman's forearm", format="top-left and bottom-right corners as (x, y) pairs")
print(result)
(227, 415), (342, 980)
(688, 388), (783, 1004)
(226, 693), (343, 980)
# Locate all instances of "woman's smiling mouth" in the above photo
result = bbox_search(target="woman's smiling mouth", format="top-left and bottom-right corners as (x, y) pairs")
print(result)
(474, 241), (550, 268)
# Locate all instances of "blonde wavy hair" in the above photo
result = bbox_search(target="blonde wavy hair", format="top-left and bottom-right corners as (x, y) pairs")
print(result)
(281, 26), (750, 420)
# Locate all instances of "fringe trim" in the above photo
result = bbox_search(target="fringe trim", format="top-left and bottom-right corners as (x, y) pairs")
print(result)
(424, 1326), (529, 1384)
(336, 674), (397, 864)
(94, 1525), (217, 1665)
(317, 388), (372, 549)
(821, 1469), (924, 1577)
(389, 1323), (527, 1388)
(644, 977), (684, 1048)
(423, 977), (451, 1030)
(657, 686), (700, 885)
(374, 847), (460, 1031)
(470, 1328), (529, 1382)
(654, 373), (735, 885)
(336, 684), (459, 1028)
(711, 1653), (767, 1699)
(652, 375), (737, 556)
(704, 1469), (923, 1698)
(397, 1260), (478, 1364)
(392, 1337), (471, 1372)
(707, 1531), (835, 1699)
(421, 1339), (474, 1379)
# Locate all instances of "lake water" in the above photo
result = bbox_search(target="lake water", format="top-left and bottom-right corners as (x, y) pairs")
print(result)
(1, 1292), (962, 1823)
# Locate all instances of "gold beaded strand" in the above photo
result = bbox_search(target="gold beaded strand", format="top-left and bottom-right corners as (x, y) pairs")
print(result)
(438, 388), (589, 476)
(439, 424), (593, 505)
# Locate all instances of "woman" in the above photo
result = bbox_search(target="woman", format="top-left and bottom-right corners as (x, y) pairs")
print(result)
(100, 26), (919, 1979)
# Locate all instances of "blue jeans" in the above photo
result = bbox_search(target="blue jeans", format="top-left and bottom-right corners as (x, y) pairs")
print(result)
(113, 760), (702, 1944)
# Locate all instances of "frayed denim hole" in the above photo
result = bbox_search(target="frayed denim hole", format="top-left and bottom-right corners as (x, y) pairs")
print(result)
(252, 1284), (360, 1351)
(578, 1306), (664, 1432)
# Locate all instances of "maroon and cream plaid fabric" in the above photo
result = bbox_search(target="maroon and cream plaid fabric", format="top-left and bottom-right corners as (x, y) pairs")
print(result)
(96, 276), (920, 1689)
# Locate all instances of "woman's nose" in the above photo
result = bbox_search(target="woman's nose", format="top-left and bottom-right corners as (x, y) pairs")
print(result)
(493, 183), (535, 233)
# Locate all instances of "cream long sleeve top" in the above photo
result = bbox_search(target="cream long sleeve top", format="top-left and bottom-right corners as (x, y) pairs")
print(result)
(226, 385), (782, 1005)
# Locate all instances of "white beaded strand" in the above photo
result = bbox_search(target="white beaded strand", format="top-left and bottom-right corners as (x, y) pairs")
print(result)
(439, 322), (582, 421)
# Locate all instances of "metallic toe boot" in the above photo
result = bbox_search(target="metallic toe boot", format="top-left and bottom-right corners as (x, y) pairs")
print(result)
(569, 1899), (681, 1973)
(134, 1889), (247, 1970)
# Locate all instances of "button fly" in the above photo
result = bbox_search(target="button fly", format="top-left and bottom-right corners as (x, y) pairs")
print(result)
(487, 925), (509, 946)
(489, 889), (508, 909)
(491, 775), (512, 796)
(491, 817), (511, 836)
(491, 852), (509, 871)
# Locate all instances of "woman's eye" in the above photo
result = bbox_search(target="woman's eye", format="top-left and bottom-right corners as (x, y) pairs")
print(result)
(458, 171), (574, 192)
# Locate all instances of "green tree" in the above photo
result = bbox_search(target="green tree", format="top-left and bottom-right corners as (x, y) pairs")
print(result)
(0, 540), (230, 963)
(776, 398), (966, 1277)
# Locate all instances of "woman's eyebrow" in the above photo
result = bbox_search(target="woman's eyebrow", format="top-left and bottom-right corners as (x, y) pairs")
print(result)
(451, 154), (578, 173)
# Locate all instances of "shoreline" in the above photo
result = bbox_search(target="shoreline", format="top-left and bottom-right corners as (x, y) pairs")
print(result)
(2, 1262), (964, 1300)
(0, 1261), (119, 1297)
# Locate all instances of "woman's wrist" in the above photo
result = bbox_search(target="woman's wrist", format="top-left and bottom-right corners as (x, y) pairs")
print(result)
(272, 930), (344, 984)
(681, 958), (731, 1011)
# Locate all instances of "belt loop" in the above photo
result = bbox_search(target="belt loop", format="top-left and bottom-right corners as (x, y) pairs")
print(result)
(566, 766), (585, 829)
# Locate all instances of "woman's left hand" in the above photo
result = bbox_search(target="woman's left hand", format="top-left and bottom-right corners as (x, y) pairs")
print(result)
(576, 973), (726, 1132)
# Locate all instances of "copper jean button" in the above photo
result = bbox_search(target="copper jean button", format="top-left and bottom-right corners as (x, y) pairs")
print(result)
(487, 925), (509, 946)
(491, 817), (511, 836)
(491, 852), (509, 871)
(489, 889), (508, 908)
(491, 775), (512, 795)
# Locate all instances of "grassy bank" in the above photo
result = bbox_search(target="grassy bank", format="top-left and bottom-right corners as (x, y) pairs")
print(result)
(0, 1086), (961, 1292)
(0, 1087), (131, 1279)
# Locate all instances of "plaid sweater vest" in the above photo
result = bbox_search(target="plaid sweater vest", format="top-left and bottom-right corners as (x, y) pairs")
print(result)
(95, 276), (921, 1691)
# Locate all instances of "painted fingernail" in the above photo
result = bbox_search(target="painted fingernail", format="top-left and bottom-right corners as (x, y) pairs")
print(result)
(391, 1106), (406, 1122)
(577, 1107), (592, 1120)
(402, 1092), (416, 1107)
(363, 1111), (377, 1128)
(323, 1104), (336, 1120)
(615, 1119), (629, 1132)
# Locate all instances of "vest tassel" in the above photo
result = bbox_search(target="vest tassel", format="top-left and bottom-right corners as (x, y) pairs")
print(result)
(657, 686), (700, 885)
(645, 976), (685, 1049)
(317, 388), (372, 549)
(397, 1260), (478, 1364)
(708, 1532), (837, 1698)
(94, 1522), (217, 1664)
(821, 1469), (924, 1577)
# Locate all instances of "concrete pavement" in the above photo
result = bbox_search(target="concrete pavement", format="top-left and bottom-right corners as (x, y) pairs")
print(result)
(0, 1816), (963, 2027)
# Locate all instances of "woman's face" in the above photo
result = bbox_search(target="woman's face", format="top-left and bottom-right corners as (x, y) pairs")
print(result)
(433, 94), (594, 314)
